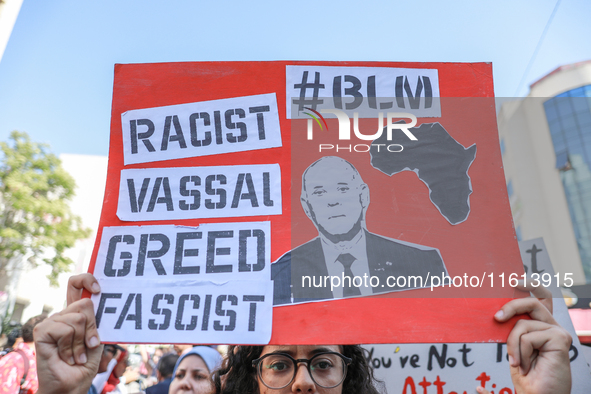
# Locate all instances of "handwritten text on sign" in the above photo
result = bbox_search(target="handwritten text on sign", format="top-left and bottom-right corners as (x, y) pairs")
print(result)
(92, 280), (273, 344)
(286, 66), (441, 119)
(121, 93), (282, 165)
(117, 164), (281, 221)
(94, 223), (271, 282)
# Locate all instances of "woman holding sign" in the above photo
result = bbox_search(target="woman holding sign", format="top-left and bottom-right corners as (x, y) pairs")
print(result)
(34, 274), (572, 394)
(213, 344), (383, 394)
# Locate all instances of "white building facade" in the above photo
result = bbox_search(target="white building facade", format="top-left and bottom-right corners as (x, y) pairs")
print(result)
(498, 61), (591, 285)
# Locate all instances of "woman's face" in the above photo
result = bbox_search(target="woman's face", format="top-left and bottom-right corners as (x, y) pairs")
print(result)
(169, 355), (211, 394)
(256, 345), (344, 394)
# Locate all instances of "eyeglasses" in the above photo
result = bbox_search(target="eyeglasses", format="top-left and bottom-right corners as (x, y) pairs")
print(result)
(252, 352), (352, 389)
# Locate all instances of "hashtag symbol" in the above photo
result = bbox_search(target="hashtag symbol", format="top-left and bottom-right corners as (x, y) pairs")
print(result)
(293, 71), (325, 111)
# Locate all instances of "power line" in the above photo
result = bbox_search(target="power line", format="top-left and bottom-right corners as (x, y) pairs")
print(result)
(514, 0), (562, 96)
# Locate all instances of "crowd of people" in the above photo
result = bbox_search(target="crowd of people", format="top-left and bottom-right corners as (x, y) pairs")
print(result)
(0, 314), (47, 393)
(79, 343), (222, 394)
(0, 316), (200, 394)
(0, 273), (575, 394)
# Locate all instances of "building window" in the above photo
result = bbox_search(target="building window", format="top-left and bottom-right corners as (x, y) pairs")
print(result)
(515, 226), (522, 242)
(500, 138), (506, 156)
(544, 85), (591, 281)
(507, 180), (514, 199)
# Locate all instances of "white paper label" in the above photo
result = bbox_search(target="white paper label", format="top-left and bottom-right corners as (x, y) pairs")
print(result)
(121, 93), (282, 165)
(94, 223), (271, 282)
(117, 164), (281, 221)
(92, 279), (273, 344)
(286, 65), (441, 119)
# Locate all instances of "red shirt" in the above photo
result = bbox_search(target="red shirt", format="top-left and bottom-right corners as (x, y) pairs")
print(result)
(0, 342), (38, 394)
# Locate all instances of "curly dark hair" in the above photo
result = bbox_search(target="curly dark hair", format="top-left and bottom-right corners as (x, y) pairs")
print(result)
(213, 345), (381, 394)
(22, 314), (47, 343)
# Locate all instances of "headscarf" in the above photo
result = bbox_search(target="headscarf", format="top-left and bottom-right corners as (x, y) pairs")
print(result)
(172, 346), (222, 377)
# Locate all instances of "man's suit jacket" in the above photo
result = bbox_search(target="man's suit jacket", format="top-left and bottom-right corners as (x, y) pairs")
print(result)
(271, 230), (447, 305)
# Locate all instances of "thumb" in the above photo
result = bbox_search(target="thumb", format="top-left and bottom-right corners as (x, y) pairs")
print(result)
(85, 344), (103, 376)
(477, 387), (491, 394)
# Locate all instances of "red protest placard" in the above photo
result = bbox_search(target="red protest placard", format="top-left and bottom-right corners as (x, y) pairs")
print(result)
(88, 61), (524, 345)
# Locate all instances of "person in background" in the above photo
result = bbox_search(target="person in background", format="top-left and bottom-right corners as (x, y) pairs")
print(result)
(89, 344), (124, 394)
(145, 353), (179, 394)
(169, 347), (222, 394)
(102, 349), (128, 394)
(150, 348), (164, 377)
(173, 345), (193, 356)
(138, 346), (154, 382)
(34, 274), (572, 394)
(0, 324), (22, 355)
(0, 314), (46, 394)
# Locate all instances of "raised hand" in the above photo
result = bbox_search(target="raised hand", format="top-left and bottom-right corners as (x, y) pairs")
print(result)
(478, 297), (572, 394)
(36, 275), (102, 394)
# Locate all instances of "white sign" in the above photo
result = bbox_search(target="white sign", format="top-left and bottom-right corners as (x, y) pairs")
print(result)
(121, 93), (282, 165)
(286, 65), (441, 119)
(94, 223), (271, 282)
(117, 164), (281, 221)
(92, 279), (273, 344)
(91, 223), (273, 344)
(365, 238), (591, 394)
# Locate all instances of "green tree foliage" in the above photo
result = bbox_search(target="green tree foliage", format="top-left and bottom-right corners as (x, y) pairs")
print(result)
(0, 131), (90, 286)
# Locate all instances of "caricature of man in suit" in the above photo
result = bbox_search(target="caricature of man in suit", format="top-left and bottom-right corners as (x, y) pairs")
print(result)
(272, 156), (447, 305)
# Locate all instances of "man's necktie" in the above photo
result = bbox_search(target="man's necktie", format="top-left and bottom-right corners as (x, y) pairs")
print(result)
(337, 253), (361, 297)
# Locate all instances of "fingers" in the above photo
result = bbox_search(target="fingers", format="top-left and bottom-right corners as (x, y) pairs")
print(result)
(515, 279), (553, 314)
(70, 298), (101, 351)
(496, 297), (560, 371)
(67, 274), (100, 306)
(494, 297), (556, 325)
(34, 313), (104, 394)
(51, 313), (88, 365)
(87, 343), (104, 371)
(505, 319), (551, 372)
(505, 318), (572, 375)
(35, 318), (76, 364)
(42, 298), (101, 365)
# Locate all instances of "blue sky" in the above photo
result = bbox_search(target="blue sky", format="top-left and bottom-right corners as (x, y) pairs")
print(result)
(0, 0), (589, 156)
